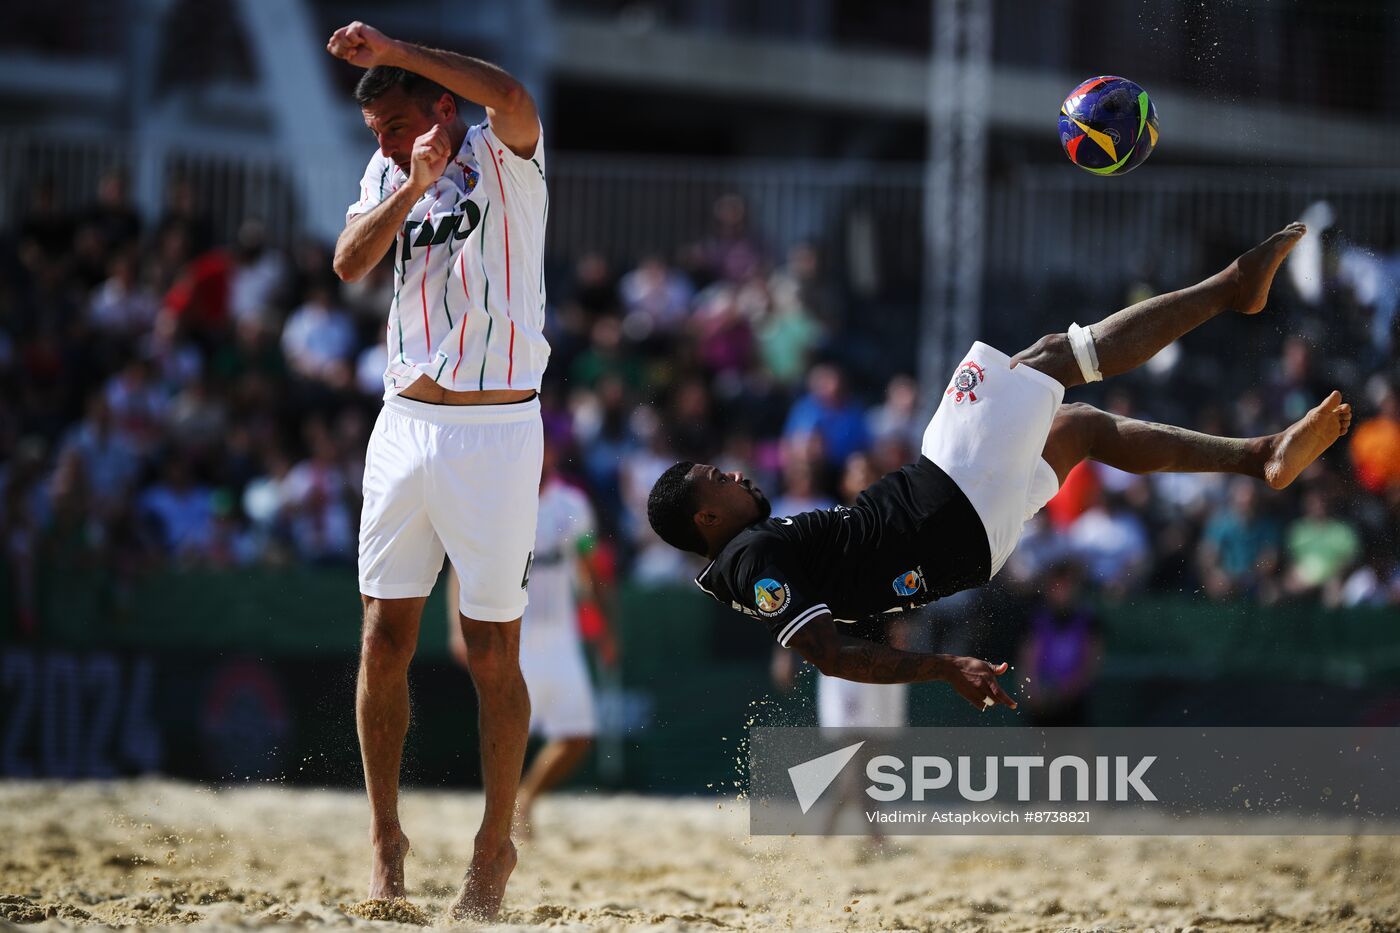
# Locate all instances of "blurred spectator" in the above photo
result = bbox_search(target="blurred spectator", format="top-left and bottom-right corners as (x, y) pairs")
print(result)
(1067, 490), (1150, 594)
(229, 219), (286, 330)
(571, 316), (645, 391)
(1285, 489), (1361, 602)
(88, 168), (142, 254)
(783, 363), (869, 468)
(571, 252), (620, 319)
(772, 456), (835, 517)
(1017, 560), (1102, 727)
(695, 193), (765, 285)
(103, 358), (168, 455)
(1198, 478), (1282, 602)
(866, 374), (924, 450)
(58, 394), (140, 513)
(1268, 336), (1331, 425)
(88, 253), (159, 337)
(690, 284), (754, 379)
(281, 282), (356, 388)
(756, 288), (820, 387)
(619, 254), (693, 338)
(1350, 383), (1400, 494)
(769, 241), (839, 336)
(138, 457), (215, 561)
(280, 420), (358, 563)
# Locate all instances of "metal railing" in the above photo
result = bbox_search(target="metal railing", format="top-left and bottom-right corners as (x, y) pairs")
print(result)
(0, 132), (299, 248)
(3, 130), (1398, 307)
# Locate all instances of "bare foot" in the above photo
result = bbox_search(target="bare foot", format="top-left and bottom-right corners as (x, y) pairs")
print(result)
(448, 838), (517, 922)
(368, 829), (410, 900)
(1263, 391), (1352, 489)
(1226, 222), (1306, 314)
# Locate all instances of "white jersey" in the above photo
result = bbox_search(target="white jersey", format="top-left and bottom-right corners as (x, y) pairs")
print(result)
(523, 479), (596, 640)
(347, 121), (549, 397)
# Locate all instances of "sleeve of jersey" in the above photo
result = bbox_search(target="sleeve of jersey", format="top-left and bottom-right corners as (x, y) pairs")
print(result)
(346, 153), (398, 223)
(738, 540), (829, 648)
(471, 121), (547, 198)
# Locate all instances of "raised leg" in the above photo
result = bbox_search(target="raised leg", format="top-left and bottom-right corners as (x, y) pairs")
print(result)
(449, 614), (529, 922)
(1012, 223), (1306, 388)
(357, 595), (425, 900)
(1041, 398), (1352, 488)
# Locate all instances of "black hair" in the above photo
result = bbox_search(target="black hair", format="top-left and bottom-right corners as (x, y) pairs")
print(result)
(353, 66), (453, 111)
(647, 461), (707, 556)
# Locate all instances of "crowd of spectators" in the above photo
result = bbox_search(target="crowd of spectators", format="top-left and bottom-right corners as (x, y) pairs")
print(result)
(1, 171), (1397, 636)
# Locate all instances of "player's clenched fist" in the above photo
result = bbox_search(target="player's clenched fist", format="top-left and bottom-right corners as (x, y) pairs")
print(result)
(408, 124), (452, 193)
(326, 21), (399, 69)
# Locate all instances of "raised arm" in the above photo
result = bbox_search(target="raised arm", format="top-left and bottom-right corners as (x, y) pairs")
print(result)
(327, 22), (540, 158)
(787, 613), (1018, 711)
(332, 123), (452, 282)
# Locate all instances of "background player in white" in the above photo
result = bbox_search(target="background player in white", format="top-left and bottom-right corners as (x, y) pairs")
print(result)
(447, 437), (615, 837)
(327, 21), (548, 920)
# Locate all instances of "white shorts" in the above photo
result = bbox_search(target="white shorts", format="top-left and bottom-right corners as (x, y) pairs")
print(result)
(818, 675), (907, 728)
(358, 394), (542, 622)
(921, 341), (1065, 578)
(520, 626), (597, 740)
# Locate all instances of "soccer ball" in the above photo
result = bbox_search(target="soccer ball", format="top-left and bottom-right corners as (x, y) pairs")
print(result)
(1059, 76), (1159, 175)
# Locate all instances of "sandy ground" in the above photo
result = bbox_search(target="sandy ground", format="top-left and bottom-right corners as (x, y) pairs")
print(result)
(1, 780), (1398, 932)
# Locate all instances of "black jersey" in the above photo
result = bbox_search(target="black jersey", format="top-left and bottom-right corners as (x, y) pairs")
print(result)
(694, 457), (990, 646)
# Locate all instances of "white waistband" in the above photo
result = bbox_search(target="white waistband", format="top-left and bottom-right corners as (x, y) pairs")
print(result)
(382, 393), (540, 425)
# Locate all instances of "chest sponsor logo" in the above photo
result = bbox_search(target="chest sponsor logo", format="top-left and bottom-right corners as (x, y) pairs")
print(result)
(400, 200), (483, 261)
(946, 360), (985, 404)
(754, 578), (788, 617)
(892, 567), (926, 597)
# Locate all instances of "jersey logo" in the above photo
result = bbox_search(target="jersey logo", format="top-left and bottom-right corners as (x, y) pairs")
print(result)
(753, 578), (788, 617)
(946, 360), (986, 404)
(400, 201), (483, 261)
(520, 551), (534, 590)
(775, 517), (794, 526)
(892, 567), (926, 597)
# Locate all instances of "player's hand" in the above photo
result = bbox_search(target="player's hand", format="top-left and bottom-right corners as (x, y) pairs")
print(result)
(943, 657), (1017, 712)
(408, 123), (452, 193)
(326, 21), (399, 69)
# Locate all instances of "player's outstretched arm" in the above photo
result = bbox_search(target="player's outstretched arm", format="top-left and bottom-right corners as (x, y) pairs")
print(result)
(788, 615), (1017, 711)
(327, 21), (540, 158)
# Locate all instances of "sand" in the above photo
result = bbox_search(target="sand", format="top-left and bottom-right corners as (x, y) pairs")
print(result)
(2, 779), (1398, 932)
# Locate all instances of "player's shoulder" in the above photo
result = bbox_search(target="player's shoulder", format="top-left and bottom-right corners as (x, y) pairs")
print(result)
(714, 522), (795, 572)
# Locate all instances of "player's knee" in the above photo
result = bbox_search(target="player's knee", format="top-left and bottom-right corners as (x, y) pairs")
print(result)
(360, 618), (416, 671)
(462, 626), (521, 685)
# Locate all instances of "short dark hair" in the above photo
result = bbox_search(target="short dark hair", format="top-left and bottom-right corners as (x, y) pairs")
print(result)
(354, 66), (453, 111)
(647, 461), (707, 555)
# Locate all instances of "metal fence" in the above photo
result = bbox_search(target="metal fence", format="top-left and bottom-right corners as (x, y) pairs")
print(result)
(4, 130), (1399, 307)
(988, 166), (1400, 290)
(546, 153), (927, 292)
(0, 133), (299, 248)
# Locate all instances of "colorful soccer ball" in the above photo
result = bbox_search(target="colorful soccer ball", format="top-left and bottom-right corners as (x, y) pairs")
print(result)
(1059, 76), (1159, 176)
